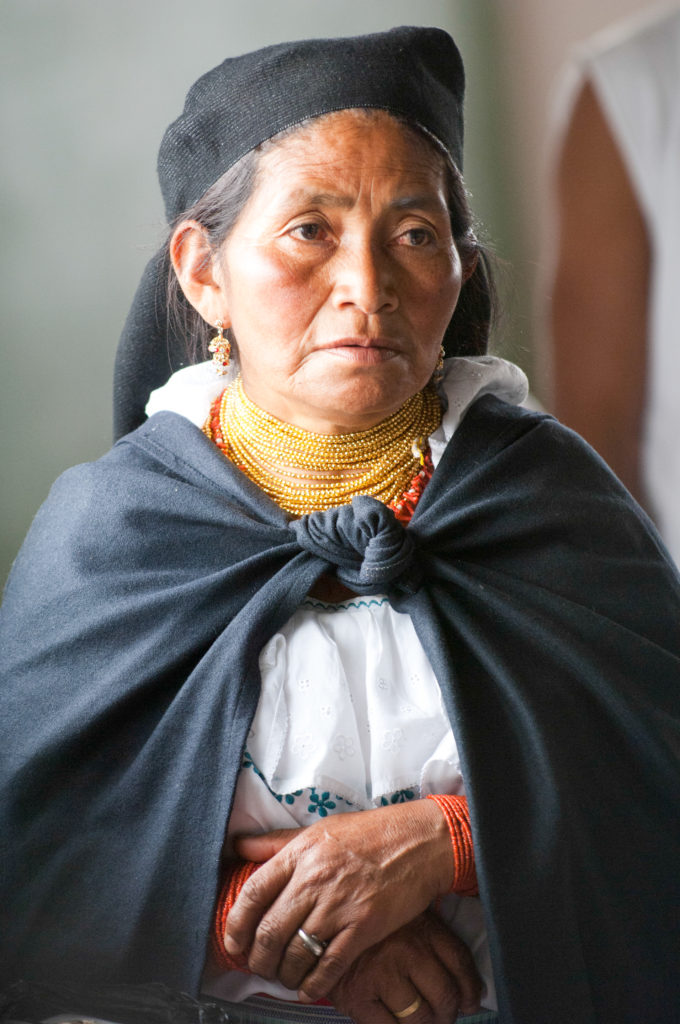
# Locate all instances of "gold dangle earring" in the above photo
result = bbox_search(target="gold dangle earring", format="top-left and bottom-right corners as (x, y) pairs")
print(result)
(208, 319), (231, 375)
(432, 345), (445, 385)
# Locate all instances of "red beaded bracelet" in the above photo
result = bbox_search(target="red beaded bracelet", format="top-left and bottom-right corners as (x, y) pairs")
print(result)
(211, 858), (261, 971)
(426, 793), (478, 897)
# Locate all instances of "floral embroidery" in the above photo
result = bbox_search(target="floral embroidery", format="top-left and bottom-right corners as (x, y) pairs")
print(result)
(292, 733), (317, 759)
(333, 735), (356, 761)
(308, 789), (337, 817)
(381, 728), (405, 752)
(242, 749), (265, 782)
(243, 751), (410, 816)
(278, 788), (304, 805)
(298, 677), (311, 691)
(380, 789), (416, 806)
(377, 677), (389, 690)
(320, 705), (332, 718)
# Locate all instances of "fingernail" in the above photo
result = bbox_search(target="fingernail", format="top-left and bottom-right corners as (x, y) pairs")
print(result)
(297, 990), (314, 1004)
(223, 933), (241, 955)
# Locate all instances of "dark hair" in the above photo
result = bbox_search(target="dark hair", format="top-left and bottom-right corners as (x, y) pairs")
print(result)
(166, 112), (496, 363)
(166, 150), (259, 363)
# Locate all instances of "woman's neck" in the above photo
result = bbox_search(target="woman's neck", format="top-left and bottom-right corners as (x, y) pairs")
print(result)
(204, 375), (441, 518)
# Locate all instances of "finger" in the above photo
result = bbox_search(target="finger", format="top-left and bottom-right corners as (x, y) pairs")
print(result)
(235, 828), (302, 862)
(223, 854), (300, 959)
(385, 989), (435, 1024)
(277, 927), (328, 991)
(403, 957), (461, 1024)
(297, 925), (370, 1003)
(243, 887), (321, 980)
(426, 926), (482, 1016)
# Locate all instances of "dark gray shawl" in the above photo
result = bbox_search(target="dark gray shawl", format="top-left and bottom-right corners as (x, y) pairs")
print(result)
(1, 396), (679, 1024)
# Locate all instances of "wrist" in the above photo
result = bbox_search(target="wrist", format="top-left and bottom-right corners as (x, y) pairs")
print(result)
(410, 796), (460, 897)
(426, 793), (478, 897)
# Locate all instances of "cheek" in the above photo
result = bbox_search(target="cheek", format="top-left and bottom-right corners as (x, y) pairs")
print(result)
(231, 249), (324, 329)
(235, 245), (319, 297)
(226, 256), (328, 378)
(407, 260), (462, 330)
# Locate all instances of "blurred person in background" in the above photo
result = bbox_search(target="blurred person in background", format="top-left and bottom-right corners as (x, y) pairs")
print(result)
(546, 3), (680, 565)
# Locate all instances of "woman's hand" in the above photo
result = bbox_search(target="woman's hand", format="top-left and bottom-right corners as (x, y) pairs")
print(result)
(329, 911), (482, 1024)
(224, 800), (454, 1001)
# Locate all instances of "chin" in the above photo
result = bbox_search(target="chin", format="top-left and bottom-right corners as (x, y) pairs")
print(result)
(313, 378), (422, 432)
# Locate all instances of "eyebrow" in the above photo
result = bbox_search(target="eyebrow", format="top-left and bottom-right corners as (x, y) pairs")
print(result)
(285, 190), (445, 212)
(390, 194), (444, 212)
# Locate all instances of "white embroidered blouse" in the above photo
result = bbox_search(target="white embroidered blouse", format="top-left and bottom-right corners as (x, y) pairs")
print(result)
(147, 356), (529, 1011)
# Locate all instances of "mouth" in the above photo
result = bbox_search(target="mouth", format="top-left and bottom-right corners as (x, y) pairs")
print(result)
(320, 337), (399, 364)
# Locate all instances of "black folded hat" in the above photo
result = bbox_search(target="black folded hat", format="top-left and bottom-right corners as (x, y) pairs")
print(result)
(158, 27), (465, 222)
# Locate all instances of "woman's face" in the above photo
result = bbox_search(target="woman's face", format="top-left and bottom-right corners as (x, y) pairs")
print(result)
(214, 110), (464, 433)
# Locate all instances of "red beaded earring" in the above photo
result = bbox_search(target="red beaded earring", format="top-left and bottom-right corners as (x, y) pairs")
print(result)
(208, 319), (231, 375)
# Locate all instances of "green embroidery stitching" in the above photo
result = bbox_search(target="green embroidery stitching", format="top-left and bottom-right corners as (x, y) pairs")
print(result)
(242, 751), (412, 814)
(300, 597), (390, 613)
(241, 751), (303, 806)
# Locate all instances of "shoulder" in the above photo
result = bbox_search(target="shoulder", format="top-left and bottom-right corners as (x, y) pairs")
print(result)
(455, 395), (677, 568)
(454, 393), (588, 463)
(582, 5), (680, 74)
(432, 393), (653, 527)
(48, 411), (251, 510)
(578, 6), (680, 213)
(2, 413), (284, 604)
(26, 414), (217, 532)
(457, 393), (638, 493)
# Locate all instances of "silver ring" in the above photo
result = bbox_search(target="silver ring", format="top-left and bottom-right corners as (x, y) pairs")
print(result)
(297, 926), (328, 958)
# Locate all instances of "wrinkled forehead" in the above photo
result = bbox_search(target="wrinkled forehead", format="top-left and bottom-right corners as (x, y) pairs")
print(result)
(255, 109), (450, 180)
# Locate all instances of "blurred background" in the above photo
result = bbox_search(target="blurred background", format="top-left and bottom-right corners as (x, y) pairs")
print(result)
(0, 0), (659, 583)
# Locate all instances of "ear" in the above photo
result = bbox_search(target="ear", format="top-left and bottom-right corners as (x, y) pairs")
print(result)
(461, 246), (479, 284)
(169, 220), (230, 327)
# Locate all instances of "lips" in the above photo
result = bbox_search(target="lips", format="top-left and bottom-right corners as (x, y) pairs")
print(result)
(320, 337), (399, 363)
(322, 336), (394, 349)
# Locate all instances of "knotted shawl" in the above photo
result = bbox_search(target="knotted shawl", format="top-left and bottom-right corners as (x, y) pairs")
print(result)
(1, 396), (679, 1024)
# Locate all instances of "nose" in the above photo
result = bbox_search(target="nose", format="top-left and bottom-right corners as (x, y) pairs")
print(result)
(332, 236), (398, 315)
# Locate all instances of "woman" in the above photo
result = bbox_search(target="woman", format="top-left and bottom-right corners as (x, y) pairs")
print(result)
(1, 27), (679, 1024)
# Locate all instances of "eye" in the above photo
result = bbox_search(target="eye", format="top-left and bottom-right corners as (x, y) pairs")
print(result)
(398, 227), (435, 247)
(289, 221), (330, 242)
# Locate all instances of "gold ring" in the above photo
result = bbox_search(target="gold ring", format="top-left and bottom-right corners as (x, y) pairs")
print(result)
(394, 996), (422, 1019)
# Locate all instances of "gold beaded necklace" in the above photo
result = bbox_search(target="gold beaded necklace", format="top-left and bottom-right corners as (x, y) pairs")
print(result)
(203, 375), (442, 517)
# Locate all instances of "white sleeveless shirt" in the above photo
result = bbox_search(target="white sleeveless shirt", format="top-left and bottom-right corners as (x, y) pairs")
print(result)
(556, 4), (680, 564)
